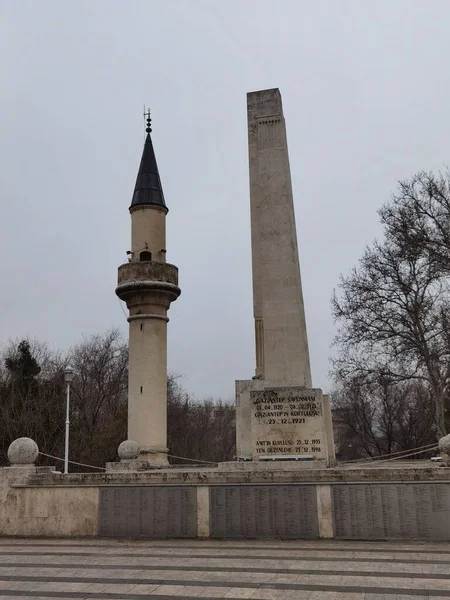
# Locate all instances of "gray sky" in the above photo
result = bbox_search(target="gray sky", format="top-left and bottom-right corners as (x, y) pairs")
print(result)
(1, 0), (450, 400)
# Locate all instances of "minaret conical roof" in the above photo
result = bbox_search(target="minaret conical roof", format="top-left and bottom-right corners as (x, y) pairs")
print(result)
(130, 126), (167, 212)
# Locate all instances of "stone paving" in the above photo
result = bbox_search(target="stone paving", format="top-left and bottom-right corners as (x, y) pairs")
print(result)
(0, 538), (448, 599)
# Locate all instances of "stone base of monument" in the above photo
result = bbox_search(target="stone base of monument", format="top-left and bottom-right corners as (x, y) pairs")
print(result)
(5, 459), (449, 540)
(4, 436), (449, 541)
(105, 460), (163, 472)
(105, 457), (169, 471)
(236, 380), (336, 465)
(2, 434), (448, 540)
(105, 441), (170, 471)
(218, 459), (329, 471)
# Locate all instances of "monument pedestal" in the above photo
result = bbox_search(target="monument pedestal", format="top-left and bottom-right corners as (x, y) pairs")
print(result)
(139, 446), (170, 468)
(105, 460), (167, 472)
(218, 459), (328, 472)
(236, 380), (335, 466)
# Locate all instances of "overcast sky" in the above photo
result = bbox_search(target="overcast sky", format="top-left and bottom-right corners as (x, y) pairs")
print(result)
(1, 0), (450, 400)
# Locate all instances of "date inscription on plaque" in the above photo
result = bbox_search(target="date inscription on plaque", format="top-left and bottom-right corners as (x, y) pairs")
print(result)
(250, 388), (326, 458)
(210, 485), (318, 539)
(332, 484), (450, 540)
(99, 486), (197, 537)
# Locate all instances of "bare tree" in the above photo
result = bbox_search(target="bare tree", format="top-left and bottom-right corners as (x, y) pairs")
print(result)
(0, 339), (66, 464)
(332, 375), (436, 460)
(332, 172), (450, 435)
(167, 375), (235, 464)
(0, 331), (236, 467)
(380, 170), (450, 272)
(68, 329), (128, 468)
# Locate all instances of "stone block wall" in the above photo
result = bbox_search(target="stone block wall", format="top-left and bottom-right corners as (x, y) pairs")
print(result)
(2, 466), (450, 540)
(0, 469), (98, 536)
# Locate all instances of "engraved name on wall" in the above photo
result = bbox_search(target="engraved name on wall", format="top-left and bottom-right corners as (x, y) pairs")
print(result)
(210, 485), (318, 539)
(99, 486), (197, 538)
(332, 484), (450, 540)
(250, 387), (326, 458)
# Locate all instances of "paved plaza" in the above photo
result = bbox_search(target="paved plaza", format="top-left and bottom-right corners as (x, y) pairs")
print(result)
(0, 539), (448, 599)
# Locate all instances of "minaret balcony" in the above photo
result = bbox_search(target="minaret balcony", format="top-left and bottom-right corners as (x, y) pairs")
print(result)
(118, 261), (178, 286)
(116, 261), (180, 307)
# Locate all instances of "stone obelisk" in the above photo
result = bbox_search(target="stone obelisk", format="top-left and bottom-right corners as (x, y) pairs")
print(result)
(116, 112), (180, 467)
(248, 88), (311, 387)
(236, 88), (335, 464)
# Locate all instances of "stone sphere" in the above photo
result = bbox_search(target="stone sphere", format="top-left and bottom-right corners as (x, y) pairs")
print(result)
(439, 433), (450, 455)
(7, 437), (39, 465)
(118, 440), (140, 461)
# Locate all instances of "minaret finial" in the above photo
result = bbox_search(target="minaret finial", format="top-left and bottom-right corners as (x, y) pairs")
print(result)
(132, 106), (166, 212)
(143, 106), (152, 134)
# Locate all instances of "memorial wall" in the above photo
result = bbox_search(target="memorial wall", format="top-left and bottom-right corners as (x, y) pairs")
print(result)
(209, 485), (318, 538)
(3, 466), (450, 540)
(97, 482), (450, 540)
(332, 483), (450, 540)
(99, 486), (197, 538)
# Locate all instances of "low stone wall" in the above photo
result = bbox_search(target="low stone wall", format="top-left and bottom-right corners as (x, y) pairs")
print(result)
(2, 463), (450, 540)
(0, 468), (98, 536)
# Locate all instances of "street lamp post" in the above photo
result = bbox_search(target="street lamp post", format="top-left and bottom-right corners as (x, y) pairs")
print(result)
(63, 367), (74, 474)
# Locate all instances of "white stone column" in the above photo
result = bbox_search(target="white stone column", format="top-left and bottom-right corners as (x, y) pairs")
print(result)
(196, 486), (210, 538)
(247, 88), (311, 387)
(316, 484), (334, 538)
(128, 315), (169, 466)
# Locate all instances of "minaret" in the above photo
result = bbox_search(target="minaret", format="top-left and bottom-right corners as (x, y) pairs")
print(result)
(248, 88), (311, 387)
(116, 111), (180, 467)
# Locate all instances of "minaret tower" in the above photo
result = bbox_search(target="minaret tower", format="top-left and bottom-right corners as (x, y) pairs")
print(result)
(116, 111), (180, 467)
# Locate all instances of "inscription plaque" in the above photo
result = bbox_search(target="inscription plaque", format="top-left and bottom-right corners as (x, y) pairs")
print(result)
(210, 485), (318, 539)
(250, 387), (327, 459)
(99, 486), (197, 538)
(332, 484), (450, 540)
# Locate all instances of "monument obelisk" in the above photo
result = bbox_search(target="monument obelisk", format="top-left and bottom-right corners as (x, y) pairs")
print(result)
(236, 88), (334, 464)
(248, 88), (311, 387)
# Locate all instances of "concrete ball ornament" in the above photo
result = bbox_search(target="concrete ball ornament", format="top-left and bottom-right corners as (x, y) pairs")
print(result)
(118, 440), (140, 461)
(438, 433), (450, 456)
(7, 437), (39, 465)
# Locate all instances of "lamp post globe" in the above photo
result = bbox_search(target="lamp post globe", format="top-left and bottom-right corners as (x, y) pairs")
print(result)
(64, 367), (74, 384)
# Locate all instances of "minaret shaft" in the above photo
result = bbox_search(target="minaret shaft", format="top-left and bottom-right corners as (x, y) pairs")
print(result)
(131, 205), (166, 263)
(127, 314), (168, 460)
(248, 88), (311, 387)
